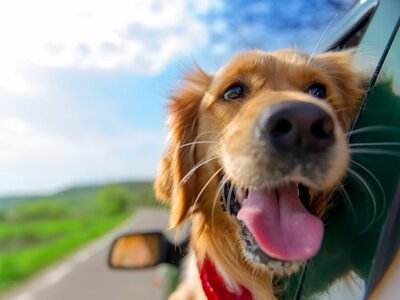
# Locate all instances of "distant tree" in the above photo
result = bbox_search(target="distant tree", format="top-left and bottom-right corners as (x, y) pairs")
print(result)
(96, 185), (129, 215)
(13, 200), (68, 220)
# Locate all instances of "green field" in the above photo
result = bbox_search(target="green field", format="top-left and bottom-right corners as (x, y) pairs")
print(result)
(0, 181), (158, 294)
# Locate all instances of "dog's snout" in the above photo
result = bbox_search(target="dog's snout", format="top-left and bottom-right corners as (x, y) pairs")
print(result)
(262, 100), (334, 152)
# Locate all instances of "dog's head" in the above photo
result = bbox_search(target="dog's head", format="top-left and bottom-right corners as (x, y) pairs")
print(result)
(155, 49), (363, 281)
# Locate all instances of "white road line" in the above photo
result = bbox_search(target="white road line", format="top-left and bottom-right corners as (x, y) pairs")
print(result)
(7, 240), (104, 300)
(3, 210), (168, 300)
(5, 222), (130, 300)
(11, 292), (33, 300)
(43, 263), (73, 285)
(73, 249), (91, 264)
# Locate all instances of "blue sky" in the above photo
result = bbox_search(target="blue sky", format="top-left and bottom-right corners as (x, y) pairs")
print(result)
(0, 0), (355, 195)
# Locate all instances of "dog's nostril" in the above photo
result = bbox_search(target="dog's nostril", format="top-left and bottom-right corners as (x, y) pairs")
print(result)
(261, 100), (335, 152)
(310, 118), (334, 139)
(269, 119), (292, 137)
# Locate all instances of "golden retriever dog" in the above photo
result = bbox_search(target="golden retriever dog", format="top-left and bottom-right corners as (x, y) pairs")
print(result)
(155, 49), (363, 300)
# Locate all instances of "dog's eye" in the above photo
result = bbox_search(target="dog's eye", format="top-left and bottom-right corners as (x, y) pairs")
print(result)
(306, 83), (326, 99)
(223, 84), (245, 100)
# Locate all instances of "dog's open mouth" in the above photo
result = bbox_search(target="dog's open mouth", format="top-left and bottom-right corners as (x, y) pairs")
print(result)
(222, 181), (324, 270)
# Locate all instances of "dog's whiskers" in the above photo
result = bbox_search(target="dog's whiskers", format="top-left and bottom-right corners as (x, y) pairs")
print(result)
(346, 168), (378, 233)
(177, 141), (217, 149)
(307, 14), (338, 65)
(193, 131), (222, 140)
(346, 125), (400, 137)
(188, 131), (222, 168)
(348, 126), (400, 161)
(350, 159), (386, 221)
(350, 142), (400, 147)
(211, 175), (229, 231)
(191, 167), (223, 220)
(178, 156), (219, 187)
(338, 183), (358, 224)
(344, 124), (398, 230)
(349, 149), (400, 158)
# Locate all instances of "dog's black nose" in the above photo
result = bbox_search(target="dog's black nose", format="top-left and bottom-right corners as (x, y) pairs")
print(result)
(262, 100), (334, 152)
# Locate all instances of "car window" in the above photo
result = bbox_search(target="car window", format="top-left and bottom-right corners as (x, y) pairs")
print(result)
(276, 1), (400, 299)
(316, 0), (379, 53)
(301, 25), (400, 300)
(363, 21), (400, 297)
(329, 2), (377, 50)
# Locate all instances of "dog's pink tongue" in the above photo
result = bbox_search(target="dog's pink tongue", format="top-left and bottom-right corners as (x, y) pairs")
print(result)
(237, 184), (324, 261)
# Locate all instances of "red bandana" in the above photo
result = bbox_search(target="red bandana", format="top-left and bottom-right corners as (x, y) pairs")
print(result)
(199, 257), (253, 300)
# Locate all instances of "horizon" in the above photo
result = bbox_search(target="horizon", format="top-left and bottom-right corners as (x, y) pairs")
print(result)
(0, 176), (155, 198)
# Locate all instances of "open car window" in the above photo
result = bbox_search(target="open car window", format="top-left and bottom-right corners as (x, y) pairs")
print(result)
(277, 1), (400, 299)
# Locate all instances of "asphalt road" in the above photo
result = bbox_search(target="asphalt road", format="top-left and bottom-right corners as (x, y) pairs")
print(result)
(1, 208), (175, 300)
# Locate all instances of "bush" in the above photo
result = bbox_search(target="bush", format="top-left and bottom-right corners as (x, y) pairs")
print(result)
(96, 184), (129, 215)
(13, 200), (68, 220)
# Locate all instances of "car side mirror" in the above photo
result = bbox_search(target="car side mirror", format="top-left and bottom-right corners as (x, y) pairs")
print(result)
(108, 231), (187, 269)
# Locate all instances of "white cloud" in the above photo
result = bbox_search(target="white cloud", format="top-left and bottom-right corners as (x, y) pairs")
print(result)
(0, 71), (171, 194)
(0, 0), (214, 194)
(0, 0), (225, 194)
(0, 112), (165, 194)
(0, 0), (208, 94)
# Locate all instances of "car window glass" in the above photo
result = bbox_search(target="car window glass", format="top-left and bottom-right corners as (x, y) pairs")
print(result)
(276, 2), (400, 299)
(300, 24), (400, 300)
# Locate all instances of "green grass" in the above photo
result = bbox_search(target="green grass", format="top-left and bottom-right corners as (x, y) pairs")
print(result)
(0, 180), (158, 295)
(0, 213), (130, 294)
(0, 181), (155, 211)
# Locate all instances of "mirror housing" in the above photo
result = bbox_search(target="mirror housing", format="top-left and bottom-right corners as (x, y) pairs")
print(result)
(108, 231), (187, 269)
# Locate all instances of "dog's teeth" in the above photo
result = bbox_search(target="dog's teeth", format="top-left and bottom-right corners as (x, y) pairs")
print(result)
(235, 187), (249, 204)
(236, 187), (245, 198)
(235, 187), (244, 203)
(249, 186), (257, 192)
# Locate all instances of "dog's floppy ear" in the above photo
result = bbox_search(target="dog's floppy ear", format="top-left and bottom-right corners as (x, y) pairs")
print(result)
(316, 50), (364, 129)
(155, 67), (212, 227)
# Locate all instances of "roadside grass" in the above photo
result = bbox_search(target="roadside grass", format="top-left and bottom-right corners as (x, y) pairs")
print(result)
(0, 181), (158, 295)
(0, 213), (130, 293)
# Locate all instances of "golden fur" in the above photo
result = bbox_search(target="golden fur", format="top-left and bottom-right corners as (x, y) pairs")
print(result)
(155, 49), (363, 300)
